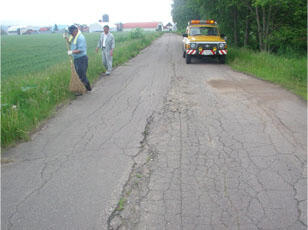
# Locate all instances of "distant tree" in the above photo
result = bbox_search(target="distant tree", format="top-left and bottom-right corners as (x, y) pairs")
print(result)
(1, 29), (8, 35)
(1, 26), (8, 35)
(54, 24), (58, 32)
(171, 0), (201, 30)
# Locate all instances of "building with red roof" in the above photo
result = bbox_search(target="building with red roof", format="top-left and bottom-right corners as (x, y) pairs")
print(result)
(117, 22), (163, 32)
(39, 27), (52, 33)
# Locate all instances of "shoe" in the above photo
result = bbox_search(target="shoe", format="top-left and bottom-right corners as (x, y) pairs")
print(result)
(105, 71), (111, 75)
(85, 83), (92, 91)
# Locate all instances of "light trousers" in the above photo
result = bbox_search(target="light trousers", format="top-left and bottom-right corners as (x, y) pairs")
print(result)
(102, 49), (113, 72)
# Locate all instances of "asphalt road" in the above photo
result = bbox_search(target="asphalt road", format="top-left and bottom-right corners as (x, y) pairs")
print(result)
(2, 33), (307, 230)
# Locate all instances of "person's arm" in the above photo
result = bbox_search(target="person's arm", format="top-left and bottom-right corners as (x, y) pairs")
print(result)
(110, 34), (115, 56)
(111, 34), (115, 49)
(96, 34), (102, 53)
(63, 33), (72, 45)
(68, 48), (82, 55)
(68, 36), (85, 55)
(72, 49), (81, 54)
(75, 37), (86, 54)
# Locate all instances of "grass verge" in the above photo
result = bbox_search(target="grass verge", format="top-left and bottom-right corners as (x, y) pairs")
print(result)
(1, 31), (162, 148)
(227, 47), (307, 100)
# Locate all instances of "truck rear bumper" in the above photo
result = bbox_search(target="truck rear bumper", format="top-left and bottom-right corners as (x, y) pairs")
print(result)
(186, 49), (227, 56)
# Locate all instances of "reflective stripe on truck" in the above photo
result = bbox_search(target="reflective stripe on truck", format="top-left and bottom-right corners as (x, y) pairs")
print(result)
(218, 50), (227, 55)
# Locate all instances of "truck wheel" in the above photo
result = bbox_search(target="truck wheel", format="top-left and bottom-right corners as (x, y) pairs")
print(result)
(219, 56), (226, 64)
(186, 54), (191, 64)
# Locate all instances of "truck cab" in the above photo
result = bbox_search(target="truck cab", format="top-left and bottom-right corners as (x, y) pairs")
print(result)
(182, 20), (227, 64)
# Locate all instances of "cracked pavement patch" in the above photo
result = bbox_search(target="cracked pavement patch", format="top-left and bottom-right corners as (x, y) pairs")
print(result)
(107, 114), (159, 230)
(107, 35), (307, 230)
(2, 34), (173, 230)
(2, 33), (306, 230)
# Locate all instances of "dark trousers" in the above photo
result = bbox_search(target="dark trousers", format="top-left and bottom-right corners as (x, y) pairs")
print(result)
(74, 55), (90, 88)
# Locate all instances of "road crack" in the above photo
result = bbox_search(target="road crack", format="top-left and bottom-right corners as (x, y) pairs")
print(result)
(107, 113), (158, 230)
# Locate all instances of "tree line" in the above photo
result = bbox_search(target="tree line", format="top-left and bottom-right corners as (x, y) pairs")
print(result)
(171, 0), (307, 55)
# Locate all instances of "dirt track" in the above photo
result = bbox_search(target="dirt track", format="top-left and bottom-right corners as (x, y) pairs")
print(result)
(2, 33), (307, 230)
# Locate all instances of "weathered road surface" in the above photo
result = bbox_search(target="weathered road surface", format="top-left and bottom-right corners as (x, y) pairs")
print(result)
(2, 33), (307, 230)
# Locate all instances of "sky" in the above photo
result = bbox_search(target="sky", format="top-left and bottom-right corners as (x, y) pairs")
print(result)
(1, 0), (174, 27)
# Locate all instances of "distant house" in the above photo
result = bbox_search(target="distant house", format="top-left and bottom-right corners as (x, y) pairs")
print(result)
(165, 22), (173, 31)
(79, 24), (89, 33)
(22, 26), (40, 35)
(89, 22), (117, 32)
(7, 25), (24, 35)
(39, 27), (52, 33)
(118, 22), (163, 32)
(172, 23), (177, 31)
(89, 23), (104, 33)
(7, 25), (37, 35)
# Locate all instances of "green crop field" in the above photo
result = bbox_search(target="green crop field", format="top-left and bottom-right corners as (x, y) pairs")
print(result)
(1, 30), (162, 147)
(2, 33), (69, 79)
(1, 32), (137, 79)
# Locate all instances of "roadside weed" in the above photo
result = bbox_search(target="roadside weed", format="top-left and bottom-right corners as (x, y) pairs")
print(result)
(228, 47), (307, 100)
(116, 198), (126, 211)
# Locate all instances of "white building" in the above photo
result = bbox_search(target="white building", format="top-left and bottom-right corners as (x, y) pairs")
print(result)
(7, 25), (39, 35)
(89, 23), (104, 33)
(89, 22), (116, 33)
(7, 25), (24, 35)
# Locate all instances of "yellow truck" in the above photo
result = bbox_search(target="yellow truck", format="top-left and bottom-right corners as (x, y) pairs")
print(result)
(182, 20), (227, 64)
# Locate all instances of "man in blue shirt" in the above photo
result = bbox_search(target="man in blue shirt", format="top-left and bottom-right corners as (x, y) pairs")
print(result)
(67, 25), (91, 91)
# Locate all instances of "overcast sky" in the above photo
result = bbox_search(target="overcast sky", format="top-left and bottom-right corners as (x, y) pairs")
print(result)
(1, 0), (173, 26)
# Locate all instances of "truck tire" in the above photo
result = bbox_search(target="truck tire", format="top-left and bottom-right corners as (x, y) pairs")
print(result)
(186, 54), (191, 64)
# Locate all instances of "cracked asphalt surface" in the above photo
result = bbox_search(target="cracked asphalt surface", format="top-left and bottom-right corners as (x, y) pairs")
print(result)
(2, 33), (307, 230)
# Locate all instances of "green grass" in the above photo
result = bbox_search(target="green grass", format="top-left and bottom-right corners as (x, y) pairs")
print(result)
(116, 197), (126, 211)
(227, 47), (307, 100)
(136, 173), (143, 178)
(1, 31), (162, 148)
(1, 32), (155, 79)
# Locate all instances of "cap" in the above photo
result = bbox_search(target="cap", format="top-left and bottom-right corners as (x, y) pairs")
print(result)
(68, 25), (78, 34)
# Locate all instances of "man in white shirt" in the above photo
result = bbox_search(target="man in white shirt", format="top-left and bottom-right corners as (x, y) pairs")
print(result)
(96, 25), (115, 75)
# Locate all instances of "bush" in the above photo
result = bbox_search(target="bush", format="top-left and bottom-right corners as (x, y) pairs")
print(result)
(130, 28), (145, 39)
